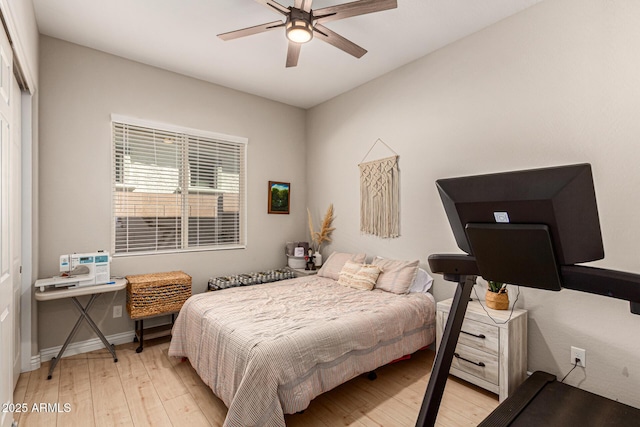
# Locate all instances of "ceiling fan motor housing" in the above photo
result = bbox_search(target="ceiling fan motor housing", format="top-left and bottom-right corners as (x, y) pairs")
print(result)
(286, 8), (313, 43)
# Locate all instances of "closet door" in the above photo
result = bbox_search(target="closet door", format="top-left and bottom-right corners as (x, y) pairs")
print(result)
(11, 70), (21, 388)
(0, 20), (16, 427)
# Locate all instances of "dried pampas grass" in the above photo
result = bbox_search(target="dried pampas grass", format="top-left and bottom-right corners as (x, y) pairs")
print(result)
(307, 204), (335, 252)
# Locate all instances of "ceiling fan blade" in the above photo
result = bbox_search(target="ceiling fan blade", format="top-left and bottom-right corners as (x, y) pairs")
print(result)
(294, 0), (313, 13)
(314, 24), (367, 58)
(314, 0), (397, 24)
(286, 41), (301, 68)
(218, 20), (284, 41)
(254, 0), (290, 15)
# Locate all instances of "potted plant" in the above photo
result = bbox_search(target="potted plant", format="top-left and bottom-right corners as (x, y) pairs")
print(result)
(486, 280), (509, 310)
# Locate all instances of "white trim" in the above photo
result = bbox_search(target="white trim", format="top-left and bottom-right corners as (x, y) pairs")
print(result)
(110, 114), (249, 145)
(0, 1), (38, 376)
(112, 244), (246, 258)
(241, 141), (248, 247)
(0, 1), (36, 93)
(19, 91), (32, 373)
(22, 354), (40, 372)
(39, 330), (136, 362)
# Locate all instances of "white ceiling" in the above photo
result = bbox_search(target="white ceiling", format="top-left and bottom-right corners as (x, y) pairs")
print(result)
(32, 0), (541, 109)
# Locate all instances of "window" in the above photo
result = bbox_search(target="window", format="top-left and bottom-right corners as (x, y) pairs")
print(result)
(112, 116), (247, 255)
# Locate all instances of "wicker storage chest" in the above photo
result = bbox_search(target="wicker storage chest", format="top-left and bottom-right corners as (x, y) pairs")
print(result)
(126, 271), (192, 320)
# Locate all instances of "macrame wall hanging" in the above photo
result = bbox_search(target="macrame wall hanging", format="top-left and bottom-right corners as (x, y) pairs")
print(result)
(359, 139), (400, 238)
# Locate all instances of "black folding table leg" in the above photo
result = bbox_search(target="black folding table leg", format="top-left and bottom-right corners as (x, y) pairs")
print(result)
(136, 319), (144, 353)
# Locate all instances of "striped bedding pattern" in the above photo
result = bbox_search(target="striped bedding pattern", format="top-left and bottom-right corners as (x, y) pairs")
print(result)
(168, 275), (436, 427)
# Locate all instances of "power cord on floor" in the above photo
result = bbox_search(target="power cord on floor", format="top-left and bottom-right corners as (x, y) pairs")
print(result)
(561, 358), (581, 383)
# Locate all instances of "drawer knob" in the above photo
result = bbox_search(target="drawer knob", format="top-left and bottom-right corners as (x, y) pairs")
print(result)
(454, 352), (486, 367)
(461, 330), (486, 339)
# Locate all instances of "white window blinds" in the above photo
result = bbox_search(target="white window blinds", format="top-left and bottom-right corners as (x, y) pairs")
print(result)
(112, 119), (246, 255)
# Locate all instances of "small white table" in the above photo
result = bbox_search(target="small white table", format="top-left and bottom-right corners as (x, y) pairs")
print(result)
(436, 298), (527, 401)
(34, 278), (127, 379)
(284, 266), (319, 277)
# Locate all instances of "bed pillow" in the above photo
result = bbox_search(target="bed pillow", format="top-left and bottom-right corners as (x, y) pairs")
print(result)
(409, 268), (434, 293)
(317, 252), (367, 280)
(372, 257), (420, 294)
(337, 261), (382, 291)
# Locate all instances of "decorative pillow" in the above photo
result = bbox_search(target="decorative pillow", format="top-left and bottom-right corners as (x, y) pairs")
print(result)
(317, 252), (367, 280)
(372, 257), (420, 294)
(409, 268), (434, 293)
(337, 261), (382, 291)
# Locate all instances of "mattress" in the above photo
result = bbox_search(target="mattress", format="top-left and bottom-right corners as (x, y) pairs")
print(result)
(168, 274), (436, 427)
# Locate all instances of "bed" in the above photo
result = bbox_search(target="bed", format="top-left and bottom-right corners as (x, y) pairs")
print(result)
(168, 253), (436, 427)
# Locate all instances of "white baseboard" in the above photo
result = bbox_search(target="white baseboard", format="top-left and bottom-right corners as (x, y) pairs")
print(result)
(39, 331), (136, 362)
(29, 354), (40, 372)
(18, 354), (42, 373)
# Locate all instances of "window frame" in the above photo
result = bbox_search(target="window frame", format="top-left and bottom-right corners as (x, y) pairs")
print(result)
(110, 114), (248, 257)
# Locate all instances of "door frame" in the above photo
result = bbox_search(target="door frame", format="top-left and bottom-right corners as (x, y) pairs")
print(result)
(0, 1), (38, 374)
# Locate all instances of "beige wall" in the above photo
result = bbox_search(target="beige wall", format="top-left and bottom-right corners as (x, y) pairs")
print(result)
(307, 0), (640, 407)
(38, 36), (307, 349)
(36, 0), (640, 408)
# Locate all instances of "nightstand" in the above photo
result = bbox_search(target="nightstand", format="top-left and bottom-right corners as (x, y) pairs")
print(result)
(436, 298), (527, 402)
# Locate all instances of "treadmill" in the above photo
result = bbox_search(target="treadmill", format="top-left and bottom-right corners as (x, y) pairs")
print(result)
(415, 163), (640, 426)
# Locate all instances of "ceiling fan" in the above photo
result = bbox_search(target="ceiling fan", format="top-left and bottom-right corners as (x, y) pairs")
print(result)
(218, 0), (398, 68)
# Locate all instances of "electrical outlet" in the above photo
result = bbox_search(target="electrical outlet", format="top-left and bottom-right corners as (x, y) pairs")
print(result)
(113, 305), (122, 318)
(571, 346), (586, 367)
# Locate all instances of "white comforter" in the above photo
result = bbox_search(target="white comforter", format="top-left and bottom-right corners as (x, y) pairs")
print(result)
(168, 275), (435, 427)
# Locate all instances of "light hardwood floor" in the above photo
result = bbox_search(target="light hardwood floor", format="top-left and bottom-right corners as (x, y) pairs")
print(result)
(13, 337), (498, 426)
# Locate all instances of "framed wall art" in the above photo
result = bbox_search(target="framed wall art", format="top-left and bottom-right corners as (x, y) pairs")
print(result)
(268, 181), (290, 214)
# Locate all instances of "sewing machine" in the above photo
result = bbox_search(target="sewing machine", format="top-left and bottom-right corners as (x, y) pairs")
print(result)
(35, 251), (111, 292)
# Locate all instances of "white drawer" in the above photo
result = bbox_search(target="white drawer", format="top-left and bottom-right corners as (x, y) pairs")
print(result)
(451, 343), (499, 385)
(458, 318), (499, 356)
(436, 298), (528, 401)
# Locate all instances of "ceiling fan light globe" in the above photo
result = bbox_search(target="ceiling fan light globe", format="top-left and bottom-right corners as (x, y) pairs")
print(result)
(287, 28), (312, 43)
(286, 19), (313, 43)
